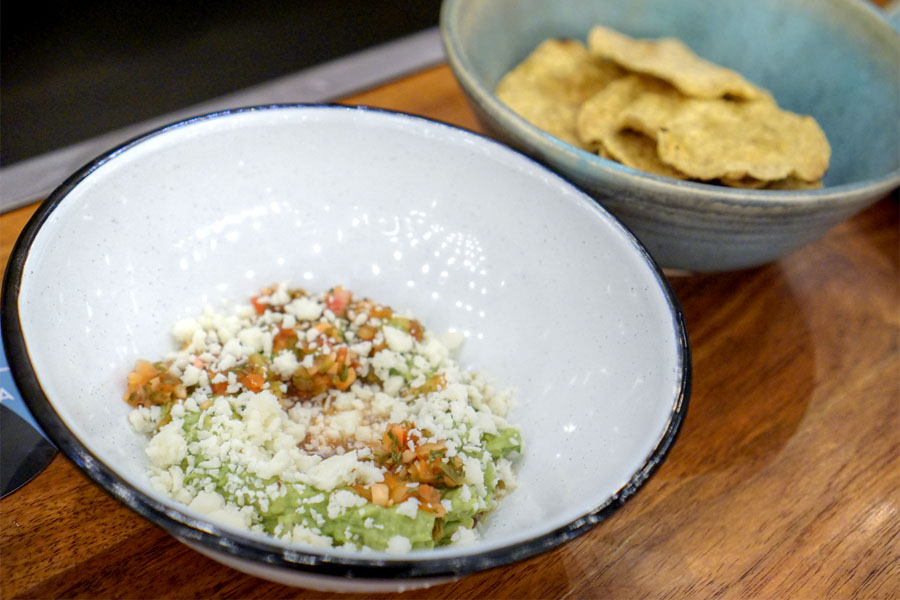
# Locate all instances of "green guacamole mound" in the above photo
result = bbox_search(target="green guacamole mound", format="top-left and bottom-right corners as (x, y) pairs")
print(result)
(180, 410), (521, 550)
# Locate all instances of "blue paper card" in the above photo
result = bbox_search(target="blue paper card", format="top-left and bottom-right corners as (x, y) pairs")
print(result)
(0, 336), (52, 442)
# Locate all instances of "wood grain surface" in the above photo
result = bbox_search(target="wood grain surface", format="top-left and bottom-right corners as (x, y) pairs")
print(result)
(1, 64), (898, 600)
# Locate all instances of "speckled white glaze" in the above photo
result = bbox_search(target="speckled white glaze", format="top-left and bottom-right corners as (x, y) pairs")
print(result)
(9, 106), (687, 590)
(441, 0), (900, 271)
(179, 538), (458, 592)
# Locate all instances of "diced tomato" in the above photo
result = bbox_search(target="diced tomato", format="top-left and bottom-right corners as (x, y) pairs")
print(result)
(210, 374), (228, 395)
(238, 372), (266, 393)
(332, 366), (356, 390)
(383, 473), (410, 504)
(325, 286), (352, 317)
(356, 324), (377, 341)
(371, 305), (393, 319)
(415, 484), (446, 516)
(408, 319), (424, 341)
(352, 472), (416, 509)
(317, 353), (336, 375)
(250, 296), (266, 316)
(407, 374), (446, 397)
(382, 423), (409, 454)
(124, 360), (188, 406)
(351, 484), (372, 502)
(415, 442), (444, 461)
(291, 366), (331, 398)
(371, 483), (389, 507)
(272, 327), (298, 353)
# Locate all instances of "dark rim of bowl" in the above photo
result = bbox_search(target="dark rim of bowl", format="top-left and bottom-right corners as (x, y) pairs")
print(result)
(1, 104), (691, 581)
(438, 0), (900, 207)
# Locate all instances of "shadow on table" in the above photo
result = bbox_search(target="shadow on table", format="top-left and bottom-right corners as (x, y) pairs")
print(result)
(665, 262), (816, 481)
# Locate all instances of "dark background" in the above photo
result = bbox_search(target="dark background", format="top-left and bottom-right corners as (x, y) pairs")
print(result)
(1, 1), (442, 166)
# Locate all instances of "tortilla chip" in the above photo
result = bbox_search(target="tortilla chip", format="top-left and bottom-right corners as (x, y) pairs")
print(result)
(576, 74), (678, 148)
(587, 25), (770, 102)
(577, 75), (687, 177)
(720, 175), (824, 190)
(616, 88), (690, 140)
(764, 176), (824, 190)
(655, 98), (831, 182)
(617, 87), (830, 184)
(497, 27), (831, 188)
(718, 175), (769, 189)
(495, 38), (625, 149)
(603, 129), (689, 179)
(594, 141), (616, 161)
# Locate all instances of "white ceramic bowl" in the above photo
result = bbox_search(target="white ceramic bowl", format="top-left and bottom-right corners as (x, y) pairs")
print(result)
(2, 105), (689, 592)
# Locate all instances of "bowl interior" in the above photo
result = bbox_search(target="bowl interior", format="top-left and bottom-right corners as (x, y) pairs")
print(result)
(443, 0), (900, 187)
(12, 106), (686, 561)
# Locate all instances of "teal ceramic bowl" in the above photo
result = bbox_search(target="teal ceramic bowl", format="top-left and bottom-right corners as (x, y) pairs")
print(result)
(441, 0), (900, 271)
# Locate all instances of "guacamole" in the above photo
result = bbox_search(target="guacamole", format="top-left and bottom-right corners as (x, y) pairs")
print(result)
(126, 284), (521, 551)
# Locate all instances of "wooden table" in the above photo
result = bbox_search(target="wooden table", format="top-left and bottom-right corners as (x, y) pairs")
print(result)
(2, 64), (898, 599)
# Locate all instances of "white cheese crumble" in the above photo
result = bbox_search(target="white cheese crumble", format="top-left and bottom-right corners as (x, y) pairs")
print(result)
(146, 421), (187, 468)
(450, 524), (479, 546)
(307, 450), (383, 491)
(395, 497), (421, 519)
(386, 535), (413, 554)
(129, 405), (161, 433)
(383, 325), (414, 353)
(272, 350), (301, 378)
(327, 489), (369, 519)
(286, 297), (323, 321)
(291, 525), (333, 547)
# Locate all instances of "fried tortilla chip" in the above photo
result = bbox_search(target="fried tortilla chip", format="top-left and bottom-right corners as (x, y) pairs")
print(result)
(498, 27), (830, 189)
(594, 141), (615, 161)
(577, 75), (687, 177)
(654, 98), (831, 182)
(718, 175), (769, 189)
(616, 88), (690, 140)
(495, 38), (625, 149)
(720, 175), (824, 189)
(603, 129), (689, 179)
(763, 176), (824, 190)
(576, 74), (679, 149)
(614, 85), (830, 184)
(587, 25), (770, 102)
